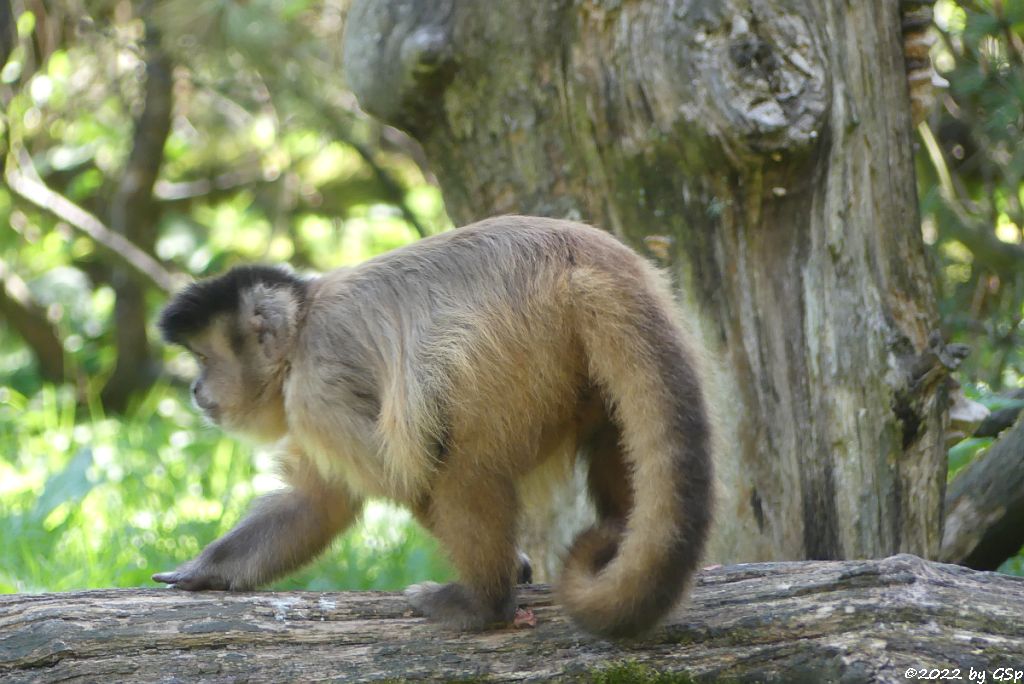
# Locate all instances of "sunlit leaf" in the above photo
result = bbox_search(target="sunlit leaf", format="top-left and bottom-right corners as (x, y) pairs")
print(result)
(29, 449), (97, 525)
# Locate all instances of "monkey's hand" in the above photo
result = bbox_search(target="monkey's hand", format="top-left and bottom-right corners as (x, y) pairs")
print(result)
(152, 532), (266, 589)
(153, 484), (362, 592)
(152, 557), (237, 591)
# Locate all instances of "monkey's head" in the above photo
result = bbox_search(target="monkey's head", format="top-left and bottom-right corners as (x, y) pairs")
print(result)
(158, 266), (308, 443)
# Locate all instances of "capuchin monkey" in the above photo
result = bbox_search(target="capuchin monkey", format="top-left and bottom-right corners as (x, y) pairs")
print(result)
(153, 215), (714, 638)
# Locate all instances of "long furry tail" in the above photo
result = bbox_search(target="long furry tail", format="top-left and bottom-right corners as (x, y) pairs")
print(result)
(560, 262), (714, 638)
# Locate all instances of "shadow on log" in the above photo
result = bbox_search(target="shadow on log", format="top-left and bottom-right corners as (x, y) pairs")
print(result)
(2, 555), (1023, 683)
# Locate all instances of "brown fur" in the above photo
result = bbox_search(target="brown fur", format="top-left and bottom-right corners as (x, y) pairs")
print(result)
(154, 216), (714, 638)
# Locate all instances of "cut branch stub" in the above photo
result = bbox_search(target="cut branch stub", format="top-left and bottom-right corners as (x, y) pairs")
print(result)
(344, 0), (828, 167)
(342, 0), (457, 135)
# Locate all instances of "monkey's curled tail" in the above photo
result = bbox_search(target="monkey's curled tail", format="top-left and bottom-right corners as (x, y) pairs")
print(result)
(561, 264), (714, 638)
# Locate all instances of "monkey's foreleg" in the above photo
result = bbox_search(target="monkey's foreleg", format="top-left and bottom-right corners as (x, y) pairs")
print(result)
(153, 485), (361, 591)
(406, 471), (521, 630)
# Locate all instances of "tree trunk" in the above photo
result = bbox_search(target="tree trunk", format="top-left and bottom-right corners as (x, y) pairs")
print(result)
(100, 23), (173, 412)
(0, 0), (14, 71)
(342, 0), (948, 567)
(2, 556), (1022, 683)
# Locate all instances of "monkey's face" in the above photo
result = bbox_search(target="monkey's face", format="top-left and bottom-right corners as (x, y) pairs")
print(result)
(182, 316), (289, 443)
(159, 269), (305, 445)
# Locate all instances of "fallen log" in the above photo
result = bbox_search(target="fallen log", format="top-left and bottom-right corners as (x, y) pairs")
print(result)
(1, 554), (1022, 683)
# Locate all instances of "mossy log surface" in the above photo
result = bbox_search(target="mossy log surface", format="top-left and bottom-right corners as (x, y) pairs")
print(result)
(2, 555), (1022, 683)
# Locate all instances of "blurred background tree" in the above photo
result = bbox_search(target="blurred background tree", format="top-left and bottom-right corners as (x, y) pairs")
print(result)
(922, 0), (1024, 394)
(0, 0), (451, 592)
(920, 0), (1024, 574)
(0, 0), (1021, 592)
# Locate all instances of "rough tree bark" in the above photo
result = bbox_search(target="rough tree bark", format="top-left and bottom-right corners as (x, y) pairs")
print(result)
(2, 556), (1022, 683)
(342, 0), (949, 568)
(941, 417), (1024, 570)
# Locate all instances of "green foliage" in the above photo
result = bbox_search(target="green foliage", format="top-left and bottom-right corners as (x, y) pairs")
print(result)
(922, 0), (1024, 389)
(947, 436), (992, 477)
(947, 383), (1021, 480)
(1001, 548), (1024, 576)
(926, 1), (1024, 575)
(0, 382), (452, 593)
(0, 1), (452, 593)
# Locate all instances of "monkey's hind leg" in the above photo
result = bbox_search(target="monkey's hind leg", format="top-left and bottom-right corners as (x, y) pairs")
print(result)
(406, 469), (521, 631)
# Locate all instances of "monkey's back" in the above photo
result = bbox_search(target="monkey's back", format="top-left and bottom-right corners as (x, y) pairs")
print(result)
(286, 216), (670, 501)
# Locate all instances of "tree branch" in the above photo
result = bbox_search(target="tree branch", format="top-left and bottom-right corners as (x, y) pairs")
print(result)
(4, 164), (180, 294)
(0, 259), (64, 383)
(347, 136), (431, 239)
(153, 167), (265, 202)
(919, 122), (1024, 276)
(942, 205), (1024, 277)
(1, 556), (1021, 682)
(298, 87), (431, 239)
(101, 20), (175, 411)
(974, 389), (1024, 439)
(941, 416), (1024, 569)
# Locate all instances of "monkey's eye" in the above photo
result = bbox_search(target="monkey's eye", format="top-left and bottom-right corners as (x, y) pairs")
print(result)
(194, 352), (208, 364)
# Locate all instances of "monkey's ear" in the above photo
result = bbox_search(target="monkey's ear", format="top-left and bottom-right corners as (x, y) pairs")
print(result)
(244, 285), (301, 363)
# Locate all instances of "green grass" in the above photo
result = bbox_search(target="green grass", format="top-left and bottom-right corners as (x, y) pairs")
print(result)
(0, 382), (452, 594)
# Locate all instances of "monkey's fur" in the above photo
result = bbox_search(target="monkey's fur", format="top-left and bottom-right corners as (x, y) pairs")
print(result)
(155, 216), (714, 638)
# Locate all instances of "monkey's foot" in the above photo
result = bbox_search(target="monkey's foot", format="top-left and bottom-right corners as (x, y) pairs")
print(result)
(512, 607), (537, 628)
(404, 581), (516, 631)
